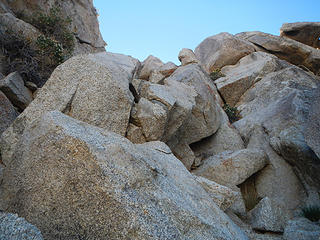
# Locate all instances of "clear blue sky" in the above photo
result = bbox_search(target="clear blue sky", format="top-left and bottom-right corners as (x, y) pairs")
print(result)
(93, 0), (320, 64)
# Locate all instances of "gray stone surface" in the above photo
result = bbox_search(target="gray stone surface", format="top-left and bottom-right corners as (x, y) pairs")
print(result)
(0, 72), (33, 110)
(0, 90), (18, 136)
(0, 212), (43, 240)
(280, 22), (320, 48)
(0, 110), (249, 240)
(283, 217), (320, 240)
(193, 149), (268, 187)
(237, 31), (320, 75)
(158, 61), (178, 77)
(248, 197), (290, 232)
(195, 32), (256, 73)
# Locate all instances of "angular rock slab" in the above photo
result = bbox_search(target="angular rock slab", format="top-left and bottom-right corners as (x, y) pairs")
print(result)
(0, 72), (33, 110)
(216, 52), (289, 106)
(139, 55), (163, 80)
(194, 32), (256, 73)
(192, 149), (268, 187)
(237, 31), (320, 75)
(248, 197), (290, 232)
(0, 111), (248, 240)
(0, 212), (43, 240)
(0, 90), (18, 136)
(280, 22), (320, 48)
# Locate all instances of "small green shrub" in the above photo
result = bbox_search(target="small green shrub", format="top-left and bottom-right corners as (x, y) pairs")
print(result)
(210, 69), (225, 81)
(36, 35), (64, 64)
(302, 205), (320, 222)
(223, 104), (240, 123)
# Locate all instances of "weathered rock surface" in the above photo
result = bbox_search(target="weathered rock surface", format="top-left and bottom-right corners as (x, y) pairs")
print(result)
(178, 48), (199, 66)
(194, 175), (238, 211)
(0, 72), (33, 110)
(280, 22), (320, 49)
(0, 91), (18, 136)
(248, 197), (290, 232)
(1, 0), (106, 53)
(139, 55), (163, 80)
(1, 52), (138, 146)
(0, 110), (248, 240)
(194, 32), (256, 73)
(237, 31), (320, 75)
(283, 217), (320, 240)
(216, 52), (289, 106)
(158, 61), (178, 77)
(193, 149), (268, 187)
(0, 212), (43, 240)
(234, 65), (320, 188)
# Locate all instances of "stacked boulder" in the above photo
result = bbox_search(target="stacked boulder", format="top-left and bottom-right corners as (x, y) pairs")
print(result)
(0, 20), (320, 239)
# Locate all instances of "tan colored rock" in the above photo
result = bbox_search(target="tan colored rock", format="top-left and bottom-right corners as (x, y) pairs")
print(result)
(194, 175), (238, 211)
(149, 70), (165, 84)
(158, 61), (178, 77)
(139, 55), (163, 80)
(237, 31), (320, 75)
(216, 52), (289, 106)
(126, 123), (146, 144)
(178, 48), (198, 66)
(193, 149), (268, 187)
(280, 22), (320, 48)
(0, 91), (18, 136)
(0, 72), (33, 110)
(131, 98), (167, 141)
(0, 110), (249, 240)
(194, 32), (256, 73)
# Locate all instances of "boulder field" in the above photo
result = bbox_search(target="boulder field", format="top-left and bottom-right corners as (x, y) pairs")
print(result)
(0, 5), (319, 239)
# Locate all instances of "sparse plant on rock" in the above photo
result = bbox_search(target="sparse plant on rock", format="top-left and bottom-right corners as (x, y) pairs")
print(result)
(209, 69), (225, 81)
(302, 205), (320, 222)
(223, 104), (240, 123)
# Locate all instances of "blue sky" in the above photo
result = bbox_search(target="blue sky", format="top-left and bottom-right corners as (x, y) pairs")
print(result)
(94, 0), (320, 64)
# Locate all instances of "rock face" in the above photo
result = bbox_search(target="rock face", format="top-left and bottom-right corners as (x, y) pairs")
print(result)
(0, 110), (248, 240)
(139, 55), (163, 80)
(283, 217), (320, 240)
(0, 72), (33, 110)
(0, 90), (18, 136)
(0, 212), (43, 240)
(216, 52), (289, 106)
(280, 22), (320, 48)
(193, 149), (268, 187)
(234, 65), (320, 188)
(178, 48), (199, 66)
(237, 31), (320, 75)
(1, 0), (106, 53)
(194, 32), (256, 73)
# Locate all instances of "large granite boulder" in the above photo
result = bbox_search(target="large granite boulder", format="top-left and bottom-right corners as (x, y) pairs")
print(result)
(280, 22), (320, 49)
(0, 212), (43, 240)
(1, 52), (139, 150)
(0, 110), (248, 240)
(283, 217), (320, 240)
(237, 31), (320, 75)
(139, 55), (163, 80)
(194, 32), (256, 73)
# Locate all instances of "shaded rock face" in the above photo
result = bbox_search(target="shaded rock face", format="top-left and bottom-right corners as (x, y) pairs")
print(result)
(283, 217), (320, 240)
(2, 0), (106, 53)
(0, 212), (43, 240)
(0, 111), (248, 240)
(237, 31), (320, 75)
(280, 22), (320, 49)
(194, 32), (256, 73)
(0, 90), (18, 136)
